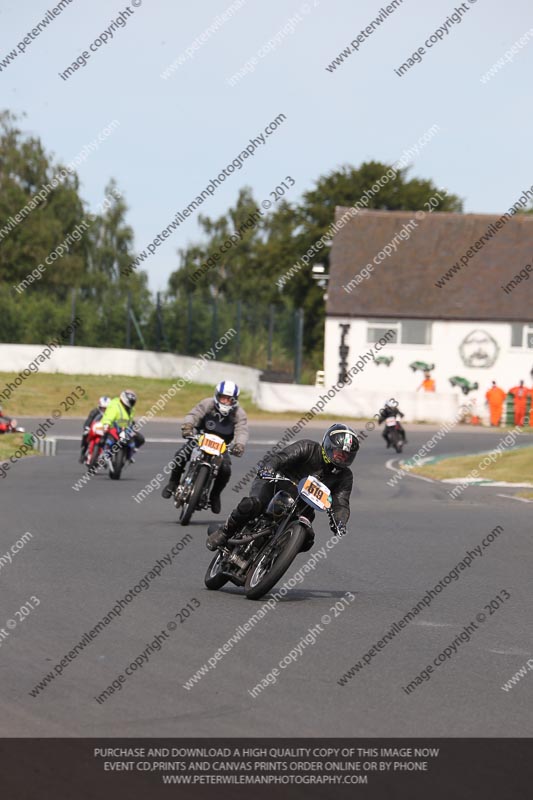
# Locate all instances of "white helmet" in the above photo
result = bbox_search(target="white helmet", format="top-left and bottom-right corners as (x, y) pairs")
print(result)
(98, 396), (110, 411)
(119, 389), (137, 409)
(214, 380), (239, 416)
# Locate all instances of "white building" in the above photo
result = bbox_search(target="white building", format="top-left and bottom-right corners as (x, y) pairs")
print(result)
(321, 208), (533, 422)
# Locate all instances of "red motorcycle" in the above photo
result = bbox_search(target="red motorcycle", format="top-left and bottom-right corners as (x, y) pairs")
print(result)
(85, 420), (105, 472)
(0, 413), (25, 434)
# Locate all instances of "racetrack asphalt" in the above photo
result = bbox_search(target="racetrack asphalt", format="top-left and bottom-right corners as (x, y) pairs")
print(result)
(1, 417), (532, 737)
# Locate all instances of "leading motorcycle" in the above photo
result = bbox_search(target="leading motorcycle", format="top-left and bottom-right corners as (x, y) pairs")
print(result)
(204, 473), (342, 600)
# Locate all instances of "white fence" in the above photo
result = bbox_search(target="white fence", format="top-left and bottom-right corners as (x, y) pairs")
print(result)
(0, 344), (488, 423)
(0, 344), (261, 395)
(256, 383), (484, 424)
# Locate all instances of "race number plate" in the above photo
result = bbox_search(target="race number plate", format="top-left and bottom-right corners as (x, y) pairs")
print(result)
(300, 476), (332, 511)
(385, 417), (398, 426)
(199, 434), (226, 456)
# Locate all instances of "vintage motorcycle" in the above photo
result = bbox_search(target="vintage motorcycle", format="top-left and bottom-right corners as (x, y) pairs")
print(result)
(174, 432), (232, 526)
(204, 473), (342, 600)
(383, 415), (405, 453)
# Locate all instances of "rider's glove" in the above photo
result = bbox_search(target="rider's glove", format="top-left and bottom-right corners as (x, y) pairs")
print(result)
(181, 424), (194, 438)
(119, 430), (128, 442)
(258, 465), (276, 480)
(83, 426), (89, 434)
(232, 443), (244, 457)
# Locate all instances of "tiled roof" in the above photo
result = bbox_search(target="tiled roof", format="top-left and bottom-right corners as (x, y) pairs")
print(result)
(327, 209), (533, 321)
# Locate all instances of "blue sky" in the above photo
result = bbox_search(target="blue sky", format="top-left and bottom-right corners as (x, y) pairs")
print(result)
(2, 0), (532, 291)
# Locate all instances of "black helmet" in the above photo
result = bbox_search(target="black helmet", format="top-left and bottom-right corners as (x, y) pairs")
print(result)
(321, 424), (359, 468)
(266, 490), (295, 519)
(120, 389), (137, 409)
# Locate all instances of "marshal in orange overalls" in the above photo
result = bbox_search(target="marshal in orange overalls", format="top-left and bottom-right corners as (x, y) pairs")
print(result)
(485, 383), (505, 427)
(418, 372), (435, 392)
(509, 382), (528, 426)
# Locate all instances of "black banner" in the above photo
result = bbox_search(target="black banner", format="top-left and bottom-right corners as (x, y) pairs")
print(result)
(1, 738), (531, 799)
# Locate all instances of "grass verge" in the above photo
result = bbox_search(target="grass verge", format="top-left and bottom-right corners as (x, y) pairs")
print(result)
(0, 433), (35, 462)
(0, 372), (362, 422)
(409, 446), (533, 484)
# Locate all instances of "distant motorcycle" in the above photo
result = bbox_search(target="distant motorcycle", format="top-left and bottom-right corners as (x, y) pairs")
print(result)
(174, 432), (231, 526)
(384, 416), (405, 453)
(102, 423), (137, 480)
(0, 415), (25, 434)
(84, 420), (104, 473)
(205, 473), (342, 600)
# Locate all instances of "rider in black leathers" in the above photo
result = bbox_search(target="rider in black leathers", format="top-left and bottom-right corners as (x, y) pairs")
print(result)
(378, 401), (407, 446)
(206, 423), (359, 552)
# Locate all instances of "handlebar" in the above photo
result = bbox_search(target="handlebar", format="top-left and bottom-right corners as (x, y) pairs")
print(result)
(185, 431), (237, 455)
(261, 472), (342, 533)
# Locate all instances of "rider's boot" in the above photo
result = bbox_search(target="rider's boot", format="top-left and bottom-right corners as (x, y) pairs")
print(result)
(206, 496), (263, 551)
(161, 481), (177, 499)
(209, 492), (222, 514)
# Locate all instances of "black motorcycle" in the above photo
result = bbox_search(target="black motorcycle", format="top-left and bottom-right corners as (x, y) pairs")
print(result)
(174, 432), (230, 526)
(383, 416), (405, 453)
(205, 473), (341, 600)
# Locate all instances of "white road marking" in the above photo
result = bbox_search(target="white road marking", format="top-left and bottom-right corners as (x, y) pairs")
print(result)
(385, 458), (436, 483)
(53, 436), (280, 445)
(497, 494), (533, 504)
(414, 621), (454, 627)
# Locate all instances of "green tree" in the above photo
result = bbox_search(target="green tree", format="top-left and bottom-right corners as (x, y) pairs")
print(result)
(0, 112), (153, 347)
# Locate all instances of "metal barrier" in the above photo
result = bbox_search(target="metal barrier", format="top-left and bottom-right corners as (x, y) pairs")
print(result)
(31, 436), (57, 456)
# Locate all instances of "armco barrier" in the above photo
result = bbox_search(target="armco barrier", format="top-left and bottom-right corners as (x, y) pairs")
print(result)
(32, 436), (57, 456)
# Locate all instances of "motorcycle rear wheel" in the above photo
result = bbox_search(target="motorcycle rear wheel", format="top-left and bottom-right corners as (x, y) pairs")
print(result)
(244, 522), (307, 600)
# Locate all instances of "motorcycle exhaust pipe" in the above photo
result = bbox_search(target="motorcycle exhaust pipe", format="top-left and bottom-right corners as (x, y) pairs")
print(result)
(226, 529), (271, 546)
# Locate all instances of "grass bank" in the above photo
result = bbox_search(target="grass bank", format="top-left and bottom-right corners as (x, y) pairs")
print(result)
(0, 433), (35, 462)
(409, 446), (533, 484)
(0, 372), (350, 421)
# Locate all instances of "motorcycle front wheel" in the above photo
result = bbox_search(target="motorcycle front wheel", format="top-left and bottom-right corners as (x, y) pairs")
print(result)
(87, 444), (101, 474)
(204, 551), (230, 590)
(244, 522), (307, 600)
(109, 447), (125, 480)
(179, 464), (210, 525)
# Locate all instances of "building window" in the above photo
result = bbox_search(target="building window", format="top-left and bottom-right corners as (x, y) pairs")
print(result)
(367, 320), (431, 345)
(401, 320), (432, 344)
(367, 321), (399, 344)
(510, 323), (533, 348)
